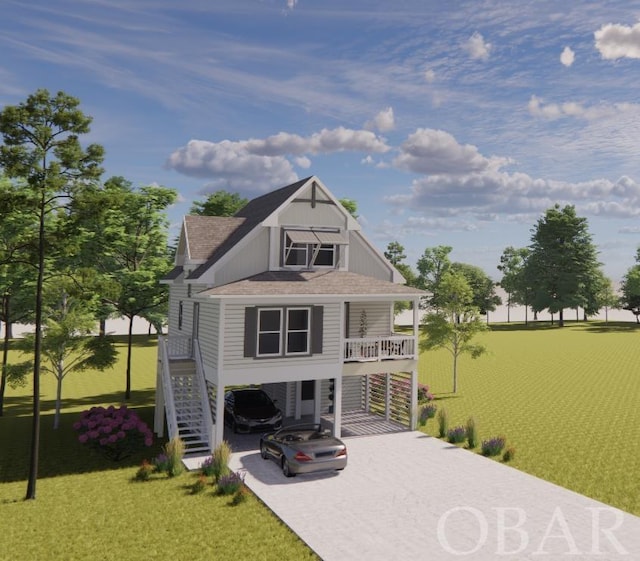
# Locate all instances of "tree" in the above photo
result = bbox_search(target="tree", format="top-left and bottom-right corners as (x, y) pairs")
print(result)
(71, 177), (176, 399)
(339, 198), (358, 219)
(526, 205), (601, 327)
(595, 276), (619, 324)
(450, 262), (501, 316)
(385, 241), (417, 313)
(14, 282), (117, 429)
(620, 250), (640, 323)
(416, 245), (452, 310)
(421, 270), (488, 393)
(497, 246), (531, 323)
(0, 177), (37, 415)
(190, 189), (248, 216)
(0, 89), (104, 500)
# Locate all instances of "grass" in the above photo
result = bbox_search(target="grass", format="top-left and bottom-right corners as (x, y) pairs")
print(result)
(418, 320), (640, 516)
(0, 335), (318, 561)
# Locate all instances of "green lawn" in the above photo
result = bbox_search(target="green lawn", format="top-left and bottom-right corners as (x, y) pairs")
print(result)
(2, 324), (639, 561)
(418, 320), (640, 516)
(0, 335), (318, 561)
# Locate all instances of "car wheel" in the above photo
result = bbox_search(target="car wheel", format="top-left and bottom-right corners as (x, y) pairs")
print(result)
(282, 458), (295, 478)
(260, 444), (269, 460)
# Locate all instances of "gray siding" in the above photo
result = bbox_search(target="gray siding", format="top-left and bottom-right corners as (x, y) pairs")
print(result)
(342, 375), (364, 411)
(198, 300), (220, 372)
(167, 284), (188, 338)
(279, 199), (346, 229)
(215, 228), (269, 286)
(222, 301), (342, 372)
(348, 302), (393, 337)
(348, 231), (393, 281)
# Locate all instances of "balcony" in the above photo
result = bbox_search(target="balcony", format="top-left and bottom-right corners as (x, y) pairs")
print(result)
(343, 335), (415, 363)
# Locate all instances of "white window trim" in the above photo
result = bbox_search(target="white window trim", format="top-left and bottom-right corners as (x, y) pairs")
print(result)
(285, 307), (311, 356)
(256, 308), (283, 357)
(283, 228), (344, 269)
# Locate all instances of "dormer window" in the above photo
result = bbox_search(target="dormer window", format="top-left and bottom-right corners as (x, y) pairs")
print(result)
(283, 229), (346, 268)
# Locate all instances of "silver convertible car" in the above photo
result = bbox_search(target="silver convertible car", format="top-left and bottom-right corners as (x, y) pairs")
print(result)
(259, 424), (348, 477)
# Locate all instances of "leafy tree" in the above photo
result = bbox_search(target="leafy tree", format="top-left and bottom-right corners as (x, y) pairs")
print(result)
(14, 282), (117, 429)
(71, 177), (176, 399)
(416, 245), (452, 310)
(421, 270), (488, 393)
(450, 262), (501, 316)
(594, 276), (619, 324)
(385, 241), (417, 313)
(339, 198), (358, 219)
(0, 178), (38, 415)
(620, 250), (640, 323)
(526, 205), (601, 327)
(497, 246), (531, 323)
(190, 189), (248, 216)
(0, 89), (104, 499)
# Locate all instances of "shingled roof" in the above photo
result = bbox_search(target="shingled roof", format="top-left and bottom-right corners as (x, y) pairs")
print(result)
(187, 177), (312, 279)
(197, 270), (425, 298)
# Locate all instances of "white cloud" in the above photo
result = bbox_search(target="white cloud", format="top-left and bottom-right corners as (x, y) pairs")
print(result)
(393, 128), (505, 175)
(167, 126), (390, 191)
(424, 69), (436, 83)
(595, 22), (640, 60)
(527, 95), (637, 121)
(286, 0), (298, 10)
(364, 107), (395, 132)
(465, 31), (491, 61)
(560, 46), (575, 67)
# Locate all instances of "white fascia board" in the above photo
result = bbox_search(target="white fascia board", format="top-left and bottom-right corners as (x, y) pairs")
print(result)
(196, 293), (420, 304)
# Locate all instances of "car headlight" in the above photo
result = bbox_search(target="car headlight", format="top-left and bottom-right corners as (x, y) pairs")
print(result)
(236, 415), (249, 423)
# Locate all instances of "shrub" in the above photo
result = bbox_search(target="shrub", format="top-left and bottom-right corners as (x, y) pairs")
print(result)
(437, 407), (449, 438)
(481, 436), (507, 457)
(211, 440), (232, 482)
(217, 471), (245, 496)
(164, 436), (185, 477)
(73, 405), (153, 461)
(152, 453), (170, 473)
(503, 446), (516, 462)
(417, 383), (434, 403)
(447, 426), (467, 444)
(418, 403), (437, 427)
(134, 460), (154, 481)
(230, 485), (250, 506)
(191, 474), (208, 494)
(200, 456), (215, 477)
(466, 416), (479, 449)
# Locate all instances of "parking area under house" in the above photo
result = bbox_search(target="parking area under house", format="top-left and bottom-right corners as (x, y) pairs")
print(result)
(223, 430), (640, 561)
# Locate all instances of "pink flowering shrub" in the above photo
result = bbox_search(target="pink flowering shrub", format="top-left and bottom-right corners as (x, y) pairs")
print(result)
(73, 405), (153, 461)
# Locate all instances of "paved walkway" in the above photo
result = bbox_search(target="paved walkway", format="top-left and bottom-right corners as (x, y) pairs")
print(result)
(230, 431), (640, 561)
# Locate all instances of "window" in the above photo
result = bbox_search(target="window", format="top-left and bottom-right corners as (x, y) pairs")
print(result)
(282, 229), (344, 268)
(178, 300), (183, 330)
(245, 306), (323, 358)
(257, 309), (283, 356)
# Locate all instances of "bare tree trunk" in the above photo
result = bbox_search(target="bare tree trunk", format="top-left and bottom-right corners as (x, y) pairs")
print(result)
(126, 315), (134, 400)
(0, 295), (10, 417)
(452, 353), (458, 393)
(558, 309), (564, 327)
(53, 364), (63, 430)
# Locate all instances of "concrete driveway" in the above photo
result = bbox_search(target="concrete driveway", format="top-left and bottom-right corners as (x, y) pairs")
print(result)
(230, 431), (640, 561)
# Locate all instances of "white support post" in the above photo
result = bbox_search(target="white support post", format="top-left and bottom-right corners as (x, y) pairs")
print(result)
(333, 376), (342, 438)
(214, 383), (225, 449)
(154, 356), (165, 437)
(385, 373), (391, 421)
(313, 379), (322, 424)
(410, 369), (418, 430)
(364, 375), (370, 412)
(294, 381), (302, 420)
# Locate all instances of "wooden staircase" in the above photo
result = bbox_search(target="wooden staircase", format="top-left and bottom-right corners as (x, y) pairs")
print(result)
(169, 359), (211, 456)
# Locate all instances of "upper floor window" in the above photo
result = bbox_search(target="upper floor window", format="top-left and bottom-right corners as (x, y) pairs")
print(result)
(283, 229), (345, 268)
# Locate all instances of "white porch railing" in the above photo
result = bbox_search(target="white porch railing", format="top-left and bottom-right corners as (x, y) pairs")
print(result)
(344, 335), (415, 362)
(193, 339), (214, 452)
(159, 336), (179, 440)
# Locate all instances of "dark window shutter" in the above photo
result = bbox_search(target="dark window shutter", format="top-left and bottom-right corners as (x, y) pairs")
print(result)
(244, 307), (257, 357)
(311, 305), (323, 354)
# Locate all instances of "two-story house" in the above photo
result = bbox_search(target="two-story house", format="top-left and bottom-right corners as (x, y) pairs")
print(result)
(154, 176), (424, 455)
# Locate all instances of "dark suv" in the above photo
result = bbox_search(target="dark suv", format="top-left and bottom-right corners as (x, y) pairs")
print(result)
(224, 388), (283, 433)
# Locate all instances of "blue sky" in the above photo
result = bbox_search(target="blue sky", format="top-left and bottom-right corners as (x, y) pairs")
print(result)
(3, 1), (640, 281)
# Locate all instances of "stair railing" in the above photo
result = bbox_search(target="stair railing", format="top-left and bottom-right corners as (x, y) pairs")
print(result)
(159, 336), (179, 441)
(193, 338), (215, 452)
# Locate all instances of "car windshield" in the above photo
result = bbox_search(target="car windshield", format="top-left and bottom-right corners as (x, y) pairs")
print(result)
(234, 391), (272, 407)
